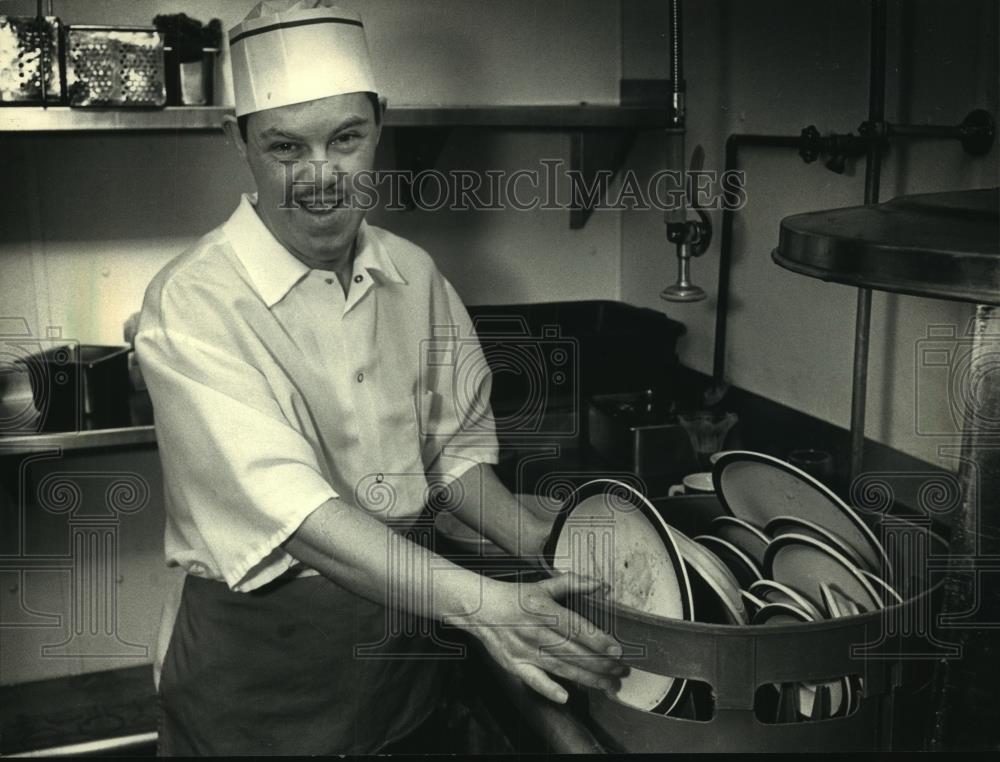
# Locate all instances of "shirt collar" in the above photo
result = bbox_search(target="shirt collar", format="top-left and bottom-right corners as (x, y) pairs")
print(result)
(352, 218), (406, 287)
(223, 193), (405, 309)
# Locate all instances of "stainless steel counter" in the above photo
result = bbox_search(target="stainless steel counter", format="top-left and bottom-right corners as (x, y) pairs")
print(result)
(0, 425), (156, 455)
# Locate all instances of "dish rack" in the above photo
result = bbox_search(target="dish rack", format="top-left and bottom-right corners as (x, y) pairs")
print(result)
(570, 494), (943, 752)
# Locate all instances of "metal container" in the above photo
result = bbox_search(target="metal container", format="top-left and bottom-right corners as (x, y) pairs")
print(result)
(64, 25), (166, 107)
(21, 344), (132, 432)
(0, 15), (62, 104)
(164, 46), (217, 105)
(587, 391), (698, 480)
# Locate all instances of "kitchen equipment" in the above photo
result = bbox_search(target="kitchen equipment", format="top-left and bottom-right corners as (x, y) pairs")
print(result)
(754, 599), (851, 723)
(587, 391), (695, 479)
(467, 301), (685, 441)
(155, 13), (222, 106)
(64, 26), (166, 107)
(667, 471), (713, 496)
(18, 344), (131, 432)
(660, 148), (713, 303)
(713, 451), (891, 579)
(774, 188), (1000, 307)
(0, 15), (62, 103)
(164, 46), (217, 105)
(679, 411), (737, 470)
(557, 490), (942, 750)
(764, 533), (884, 613)
(546, 479), (694, 713)
(786, 448), (834, 487)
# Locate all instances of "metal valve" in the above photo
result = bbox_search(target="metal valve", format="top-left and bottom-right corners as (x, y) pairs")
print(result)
(661, 207), (713, 303)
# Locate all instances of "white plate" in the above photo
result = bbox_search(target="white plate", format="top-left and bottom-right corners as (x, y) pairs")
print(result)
(710, 515), (770, 568)
(546, 479), (693, 713)
(748, 579), (826, 621)
(682, 472), (715, 493)
(752, 600), (812, 625)
(671, 529), (748, 625)
(693, 534), (763, 590)
(709, 450), (738, 465)
(713, 451), (891, 580)
(765, 515), (869, 571)
(820, 582), (864, 619)
(764, 533), (884, 613)
(740, 589), (767, 617)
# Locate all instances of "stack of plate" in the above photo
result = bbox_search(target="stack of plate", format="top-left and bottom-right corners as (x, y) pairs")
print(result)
(542, 451), (944, 720)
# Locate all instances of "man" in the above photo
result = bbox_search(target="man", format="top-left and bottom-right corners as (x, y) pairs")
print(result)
(136, 1), (624, 755)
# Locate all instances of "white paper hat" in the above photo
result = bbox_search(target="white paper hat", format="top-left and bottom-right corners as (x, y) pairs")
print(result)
(228, 1), (378, 117)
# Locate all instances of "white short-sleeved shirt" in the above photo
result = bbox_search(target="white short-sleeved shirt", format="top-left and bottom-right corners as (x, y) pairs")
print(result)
(136, 194), (499, 596)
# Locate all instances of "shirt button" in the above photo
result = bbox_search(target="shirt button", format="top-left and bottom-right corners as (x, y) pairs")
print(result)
(354, 274), (363, 284)
(375, 473), (384, 483)
(356, 372), (364, 383)
(324, 277), (334, 285)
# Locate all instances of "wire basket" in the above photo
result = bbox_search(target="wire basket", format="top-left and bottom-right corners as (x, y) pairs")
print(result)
(0, 15), (62, 104)
(65, 25), (165, 107)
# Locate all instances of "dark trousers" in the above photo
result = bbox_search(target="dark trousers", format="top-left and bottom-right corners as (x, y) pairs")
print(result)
(157, 573), (450, 755)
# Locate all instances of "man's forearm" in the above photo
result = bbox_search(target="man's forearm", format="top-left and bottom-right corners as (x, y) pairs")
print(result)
(284, 497), (493, 624)
(444, 463), (555, 559)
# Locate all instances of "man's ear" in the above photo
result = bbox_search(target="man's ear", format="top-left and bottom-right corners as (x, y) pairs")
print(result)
(222, 114), (249, 162)
(375, 96), (388, 142)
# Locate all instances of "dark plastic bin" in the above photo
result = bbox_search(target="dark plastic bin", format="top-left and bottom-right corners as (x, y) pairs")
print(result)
(465, 300), (686, 440)
(563, 494), (943, 752)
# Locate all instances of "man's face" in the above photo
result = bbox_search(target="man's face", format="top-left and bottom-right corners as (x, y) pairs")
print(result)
(241, 92), (380, 269)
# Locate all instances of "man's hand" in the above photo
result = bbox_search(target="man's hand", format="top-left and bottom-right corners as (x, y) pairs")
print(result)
(452, 572), (627, 704)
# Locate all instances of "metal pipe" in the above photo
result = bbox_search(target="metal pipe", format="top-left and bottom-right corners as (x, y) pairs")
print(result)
(669, 0), (684, 128)
(849, 0), (888, 487)
(7, 732), (158, 758)
(888, 123), (961, 138)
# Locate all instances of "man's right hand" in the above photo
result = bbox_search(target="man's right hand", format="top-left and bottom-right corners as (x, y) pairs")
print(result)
(452, 572), (628, 704)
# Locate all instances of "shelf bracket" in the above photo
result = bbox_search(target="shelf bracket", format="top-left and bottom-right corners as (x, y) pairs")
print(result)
(569, 128), (638, 229)
(392, 126), (454, 210)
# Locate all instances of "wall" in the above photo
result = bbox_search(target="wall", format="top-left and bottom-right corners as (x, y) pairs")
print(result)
(620, 0), (999, 470)
(0, 448), (172, 685)
(1, 0), (625, 351)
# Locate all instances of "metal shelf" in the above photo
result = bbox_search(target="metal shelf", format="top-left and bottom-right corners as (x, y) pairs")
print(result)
(0, 104), (679, 133)
(0, 425), (157, 456)
(0, 106), (230, 132)
(773, 188), (1000, 305)
(1, 103), (680, 228)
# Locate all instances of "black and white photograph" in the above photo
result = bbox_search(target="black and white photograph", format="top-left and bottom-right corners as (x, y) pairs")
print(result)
(0, 0), (997, 755)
